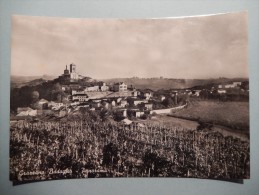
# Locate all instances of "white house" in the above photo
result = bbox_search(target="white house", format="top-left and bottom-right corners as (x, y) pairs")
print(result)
(72, 94), (88, 102)
(38, 99), (49, 109)
(224, 82), (241, 89)
(72, 90), (87, 95)
(132, 91), (139, 97)
(17, 107), (33, 114)
(116, 97), (122, 103)
(38, 99), (48, 105)
(16, 109), (37, 117)
(99, 82), (109, 91)
(233, 82), (242, 87)
(120, 100), (128, 107)
(193, 90), (201, 97)
(85, 85), (99, 92)
(218, 89), (227, 94)
(111, 100), (116, 107)
(144, 103), (153, 110)
(135, 110), (144, 118)
(92, 102), (101, 108)
(114, 82), (127, 92)
(159, 95), (166, 101)
(225, 84), (235, 88)
(140, 90), (153, 100)
(48, 101), (64, 109)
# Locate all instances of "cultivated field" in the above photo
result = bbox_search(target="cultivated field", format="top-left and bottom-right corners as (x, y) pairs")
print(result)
(170, 100), (249, 132)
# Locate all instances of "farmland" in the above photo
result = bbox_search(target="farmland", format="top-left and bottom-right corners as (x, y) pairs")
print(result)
(169, 100), (249, 133)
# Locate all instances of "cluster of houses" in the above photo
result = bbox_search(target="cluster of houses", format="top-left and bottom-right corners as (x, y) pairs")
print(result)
(70, 82), (130, 102)
(13, 64), (247, 120)
(14, 88), (155, 119)
(14, 81), (195, 120)
(71, 82), (110, 93)
(218, 82), (242, 89)
(14, 80), (246, 120)
(16, 99), (65, 117)
(216, 81), (242, 94)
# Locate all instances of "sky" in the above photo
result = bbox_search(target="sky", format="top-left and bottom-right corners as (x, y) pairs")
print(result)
(11, 12), (248, 79)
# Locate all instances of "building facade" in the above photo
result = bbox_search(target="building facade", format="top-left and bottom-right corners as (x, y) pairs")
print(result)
(114, 82), (127, 92)
(58, 63), (79, 84)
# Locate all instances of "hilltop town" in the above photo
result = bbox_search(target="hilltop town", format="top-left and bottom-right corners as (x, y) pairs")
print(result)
(11, 64), (249, 124)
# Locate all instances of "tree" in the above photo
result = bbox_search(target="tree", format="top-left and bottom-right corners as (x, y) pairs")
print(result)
(53, 83), (62, 91)
(138, 102), (146, 111)
(127, 97), (136, 108)
(174, 94), (178, 105)
(45, 155), (56, 168)
(241, 81), (249, 91)
(127, 110), (136, 120)
(79, 107), (89, 115)
(142, 151), (157, 177)
(113, 110), (125, 121)
(58, 154), (73, 169)
(89, 110), (101, 121)
(200, 89), (209, 100)
(140, 114), (148, 120)
(31, 91), (39, 103)
(153, 101), (165, 109)
(177, 94), (190, 105)
(102, 143), (119, 166)
(142, 150), (170, 177)
(162, 97), (173, 108)
(30, 90), (41, 109)
(51, 82), (65, 101)
(100, 108), (110, 121)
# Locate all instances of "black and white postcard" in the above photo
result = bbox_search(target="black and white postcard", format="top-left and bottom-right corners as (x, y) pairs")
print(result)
(10, 12), (249, 184)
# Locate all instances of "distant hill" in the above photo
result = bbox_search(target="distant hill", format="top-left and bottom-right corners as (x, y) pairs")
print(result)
(26, 78), (48, 86)
(11, 75), (56, 88)
(11, 74), (94, 88)
(11, 74), (249, 90)
(11, 75), (56, 82)
(101, 77), (249, 90)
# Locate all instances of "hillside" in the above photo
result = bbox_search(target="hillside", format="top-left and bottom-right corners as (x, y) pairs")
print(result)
(11, 75), (56, 88)
(102, 77), (248, 90)
(170, 100), (249, 133)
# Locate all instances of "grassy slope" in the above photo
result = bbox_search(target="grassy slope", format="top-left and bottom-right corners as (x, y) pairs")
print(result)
(170, 100), (249, 131)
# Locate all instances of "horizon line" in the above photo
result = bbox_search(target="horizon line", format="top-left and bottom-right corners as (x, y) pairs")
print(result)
(11, 74), (249, 80)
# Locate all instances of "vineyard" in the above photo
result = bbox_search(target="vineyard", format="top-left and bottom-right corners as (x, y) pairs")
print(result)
(10, 112), (250, 182)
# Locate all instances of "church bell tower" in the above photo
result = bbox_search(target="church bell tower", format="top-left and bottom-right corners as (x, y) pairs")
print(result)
(69, 63), (78, 80)
(70, 63), (76, 73)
